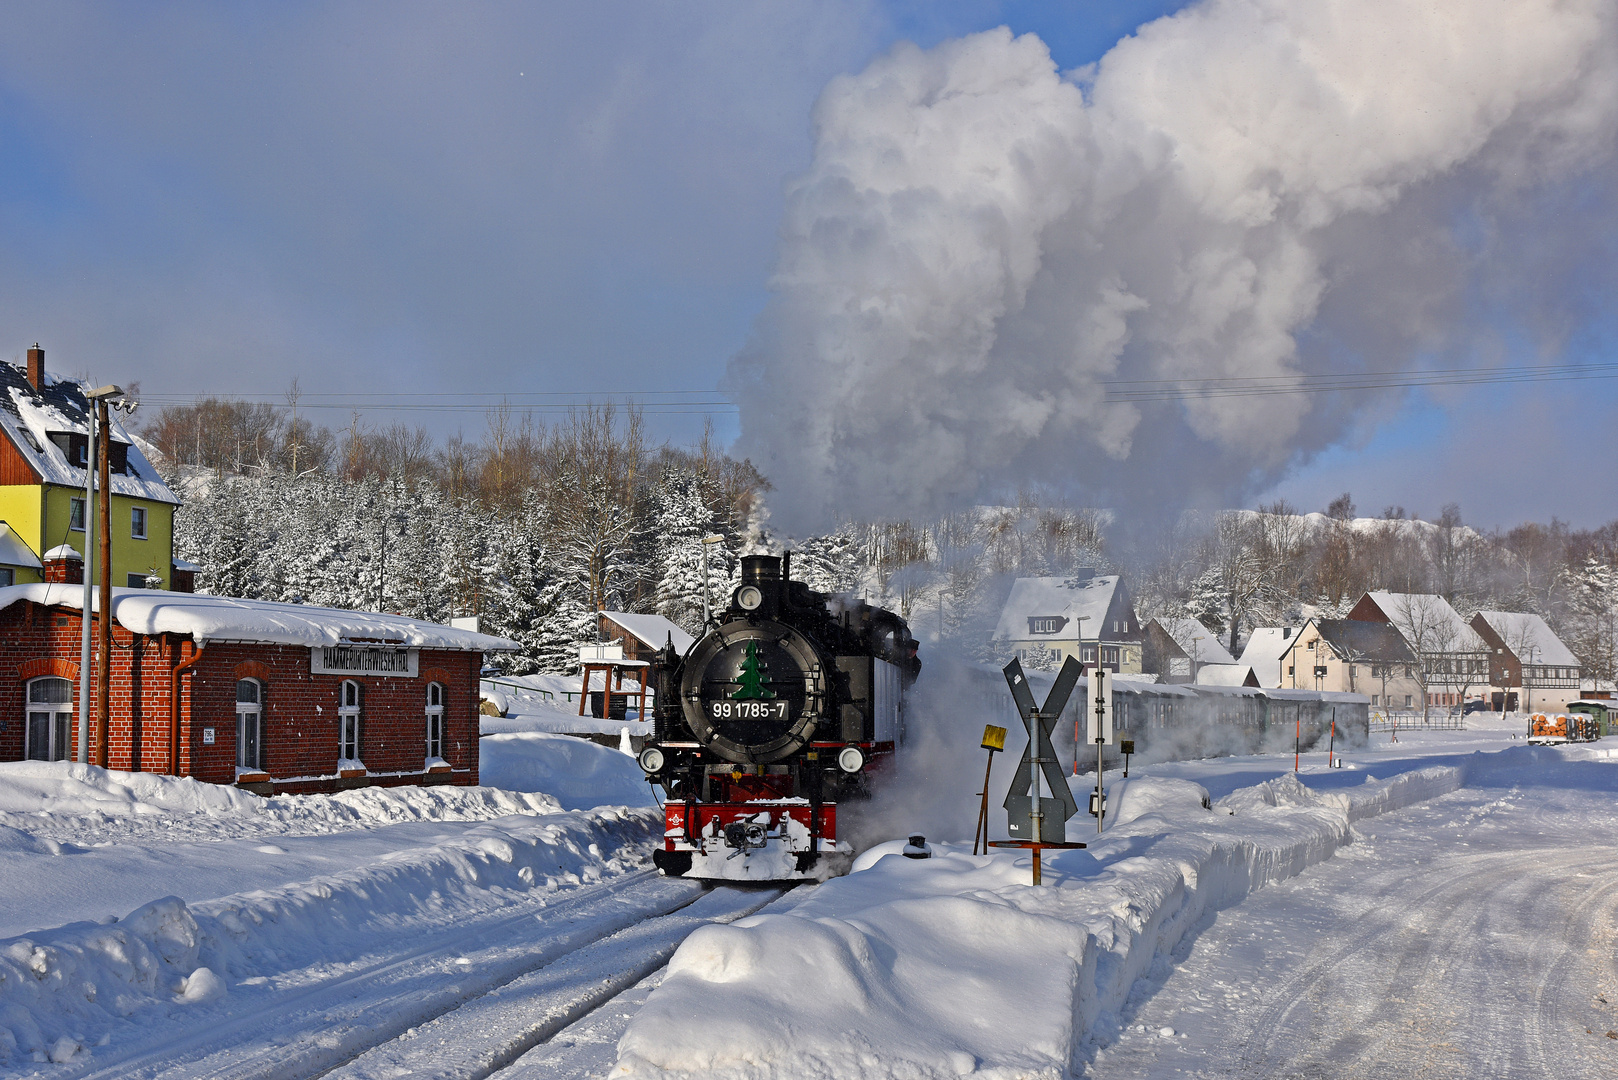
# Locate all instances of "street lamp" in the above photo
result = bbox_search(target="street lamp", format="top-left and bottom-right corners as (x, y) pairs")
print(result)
(1071, 615), (1090, 775)
(700, 535), (725, 630)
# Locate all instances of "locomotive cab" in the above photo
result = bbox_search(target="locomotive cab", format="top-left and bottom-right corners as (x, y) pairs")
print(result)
(639, 554), (919, 881)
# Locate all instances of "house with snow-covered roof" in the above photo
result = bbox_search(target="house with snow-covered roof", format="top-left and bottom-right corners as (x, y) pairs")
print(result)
(1281, 618), (1421, 711)
(1238, 627), (1299, 688)
(0, 345), (185, 590)
(993, 571), (1142, 674)
(0, 584), (517, 793)
(1347, 591), (1490, 710)
(1141, 616), (1235, 683)
(1469, 611), (1582, 713)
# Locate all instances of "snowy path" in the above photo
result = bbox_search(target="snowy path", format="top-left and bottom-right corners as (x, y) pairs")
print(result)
(1099, 759), (1618, 1078)
(55, 871), (701, 1080)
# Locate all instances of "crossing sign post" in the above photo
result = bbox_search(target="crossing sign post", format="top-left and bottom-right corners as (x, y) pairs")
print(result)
(992, 656), (1087, 884)
(1001, 656), (1082, 844)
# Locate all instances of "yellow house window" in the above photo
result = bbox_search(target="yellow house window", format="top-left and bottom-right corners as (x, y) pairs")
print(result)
(131, 506), (147, 539)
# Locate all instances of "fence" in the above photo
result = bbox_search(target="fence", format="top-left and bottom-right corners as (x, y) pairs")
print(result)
(1368, 708), (1466, 733)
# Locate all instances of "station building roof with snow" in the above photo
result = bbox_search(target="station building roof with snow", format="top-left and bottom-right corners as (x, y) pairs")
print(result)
(0, 583), (518, 794)
(993, 571), (1143, 674)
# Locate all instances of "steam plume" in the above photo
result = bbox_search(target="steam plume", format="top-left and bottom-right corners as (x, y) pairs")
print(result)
(730, 0), (1618, 532)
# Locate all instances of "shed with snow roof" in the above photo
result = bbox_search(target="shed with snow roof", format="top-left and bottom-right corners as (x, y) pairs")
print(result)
(0, 584), (518, 794)
(597, 611), (696, 664)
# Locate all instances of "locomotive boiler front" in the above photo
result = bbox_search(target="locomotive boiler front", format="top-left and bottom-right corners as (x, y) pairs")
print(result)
(678, 618), (825, 764)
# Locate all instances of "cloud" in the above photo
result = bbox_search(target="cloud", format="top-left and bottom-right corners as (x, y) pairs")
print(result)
(729, 0), (1618, 532)
(0, 2), (887, 431)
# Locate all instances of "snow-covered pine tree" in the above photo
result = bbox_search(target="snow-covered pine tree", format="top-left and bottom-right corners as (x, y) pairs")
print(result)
(794, 525), (860, 595)
(652, 469), (718, 635)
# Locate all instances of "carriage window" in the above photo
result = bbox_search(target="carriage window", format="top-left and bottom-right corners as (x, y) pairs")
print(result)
(236, 679), (263, 771)
(426, 682), (445, 761)
(26, 677), (73, 761)
(339, 680), (362, 762)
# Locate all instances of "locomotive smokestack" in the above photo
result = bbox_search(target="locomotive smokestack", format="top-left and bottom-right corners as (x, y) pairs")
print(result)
(740, 555), (782, 588)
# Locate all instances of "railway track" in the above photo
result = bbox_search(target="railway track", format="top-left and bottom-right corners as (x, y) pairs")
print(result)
(51, 871), (790, 1080)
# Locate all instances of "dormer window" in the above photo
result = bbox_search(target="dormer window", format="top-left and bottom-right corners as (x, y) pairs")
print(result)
(1027, 616), (1068, 635)
(43, 431), (130, 474)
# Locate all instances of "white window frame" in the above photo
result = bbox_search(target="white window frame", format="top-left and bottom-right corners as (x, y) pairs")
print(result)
(426, 682), (445, 761)
(69, 497), (86, 532)
(26, 676), (73, 761)
(339, 680), (362, 763)
(236, 678), (264, 772)
(130, 505), (147, 539)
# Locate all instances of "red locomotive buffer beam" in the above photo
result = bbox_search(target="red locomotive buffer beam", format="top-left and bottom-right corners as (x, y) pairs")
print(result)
(658, 800), (843, 882)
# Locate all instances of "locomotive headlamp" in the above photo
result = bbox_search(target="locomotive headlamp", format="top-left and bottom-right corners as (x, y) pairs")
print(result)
(837, 746), (865, 773)
(637, 747), (666, 774)
(736, 585), (763, 611)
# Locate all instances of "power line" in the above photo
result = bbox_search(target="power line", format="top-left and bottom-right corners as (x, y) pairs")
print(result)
(132, 361), (1618, 412)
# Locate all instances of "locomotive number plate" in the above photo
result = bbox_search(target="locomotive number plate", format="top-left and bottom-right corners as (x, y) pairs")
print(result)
(708, 700), (790, 721)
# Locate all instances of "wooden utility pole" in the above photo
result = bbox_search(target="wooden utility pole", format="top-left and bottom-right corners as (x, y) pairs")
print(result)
(96, 397), (113, 768)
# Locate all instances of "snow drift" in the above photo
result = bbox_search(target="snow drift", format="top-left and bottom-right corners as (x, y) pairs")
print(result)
(731, 0), (1618, 529)
(616, 764), (1470, 1079)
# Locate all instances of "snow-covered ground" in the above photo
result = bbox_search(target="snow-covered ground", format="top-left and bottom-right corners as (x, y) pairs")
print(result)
(2, 711), (1613, 1078)
(616, 716), (1618, 1079)
(479, 673), (654, 739)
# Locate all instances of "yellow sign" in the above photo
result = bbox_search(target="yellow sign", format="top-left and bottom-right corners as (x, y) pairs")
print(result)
(981, 724), (1007, 752)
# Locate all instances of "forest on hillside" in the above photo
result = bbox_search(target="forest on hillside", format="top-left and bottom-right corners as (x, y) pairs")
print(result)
(144, 398), (1618, 682)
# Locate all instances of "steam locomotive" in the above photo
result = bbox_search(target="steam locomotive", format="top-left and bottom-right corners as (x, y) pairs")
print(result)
(636, 554), (921, 881)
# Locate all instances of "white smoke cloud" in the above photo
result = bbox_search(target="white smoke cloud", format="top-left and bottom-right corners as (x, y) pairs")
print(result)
(730, 0), (1618, 532)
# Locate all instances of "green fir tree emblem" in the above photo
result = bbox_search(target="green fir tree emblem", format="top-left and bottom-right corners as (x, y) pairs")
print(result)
(730, 640), (777, 700)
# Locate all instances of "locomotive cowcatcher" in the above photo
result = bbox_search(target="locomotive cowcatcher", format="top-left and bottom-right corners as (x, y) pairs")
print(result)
(636, 554), (921, 881)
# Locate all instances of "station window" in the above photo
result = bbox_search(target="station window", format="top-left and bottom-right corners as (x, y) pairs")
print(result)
(25, 676), (73, 761)
(236, 679), (263, 771)
(0, 569), (12, 587)
(426, 682), (445, 761)
(69, 498), (85, 532)
(131, 506), (147, 539)
(126, 573), (148, 589)
(339, 680), (363, 762)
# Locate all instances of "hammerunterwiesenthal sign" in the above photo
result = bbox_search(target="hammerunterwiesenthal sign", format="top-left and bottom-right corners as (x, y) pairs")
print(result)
(311, 646), (419, 678)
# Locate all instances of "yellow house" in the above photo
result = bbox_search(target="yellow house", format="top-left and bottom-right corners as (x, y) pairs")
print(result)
(0, 346), (181, 589)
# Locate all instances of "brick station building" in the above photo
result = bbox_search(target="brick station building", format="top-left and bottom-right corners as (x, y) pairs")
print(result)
(0, 572), (517, 794)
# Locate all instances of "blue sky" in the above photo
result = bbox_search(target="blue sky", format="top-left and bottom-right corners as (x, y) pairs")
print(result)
(0, 1), (1613, 532)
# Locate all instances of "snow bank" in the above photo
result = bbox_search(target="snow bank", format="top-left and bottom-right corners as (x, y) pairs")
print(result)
(615, 764), (1477, 1080)
(479, 732), (659, 811)
(0, 806), (657, 1067)
(0, 760), (563, 843)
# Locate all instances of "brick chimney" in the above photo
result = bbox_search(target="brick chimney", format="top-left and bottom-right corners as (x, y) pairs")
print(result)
(26, 344), (43, 390)
(43, 544), (83, 585)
